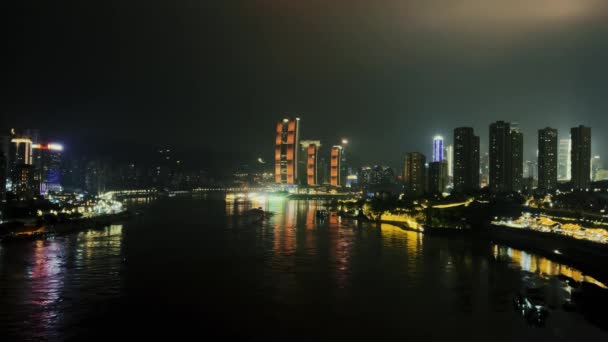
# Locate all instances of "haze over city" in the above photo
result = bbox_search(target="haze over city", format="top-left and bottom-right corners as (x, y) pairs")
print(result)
(4, 1), (608, 169)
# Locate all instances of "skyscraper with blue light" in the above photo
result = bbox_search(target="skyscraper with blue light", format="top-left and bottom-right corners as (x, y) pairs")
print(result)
(433, 135), (444, 162)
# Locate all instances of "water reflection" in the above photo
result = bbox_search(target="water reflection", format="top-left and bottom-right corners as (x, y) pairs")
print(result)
(0, 224), (124, 339)
(3, 198), (608, 339)
(492, 245), (607, 288)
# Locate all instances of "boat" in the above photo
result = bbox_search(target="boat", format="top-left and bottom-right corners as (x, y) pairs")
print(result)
(513, 287), (550, 327)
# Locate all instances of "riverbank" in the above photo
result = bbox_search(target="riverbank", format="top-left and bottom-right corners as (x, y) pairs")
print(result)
(373, 219), (608, 285)
(0, 210), (132, 242)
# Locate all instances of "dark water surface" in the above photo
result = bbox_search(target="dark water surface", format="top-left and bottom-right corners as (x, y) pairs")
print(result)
(1, 198), (607, 341)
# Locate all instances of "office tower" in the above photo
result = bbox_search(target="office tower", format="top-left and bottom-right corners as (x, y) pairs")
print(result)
(32, 143), (64, 195)
(14, 164), (38, 200)
(591, 156), (602, 181)
(274, 118), (300, 184)
(453, 127), (480, 193)
(489, 121), (523, 192)
(558, 138), (572, 181)
(570, 125), (591, 190)
(300, 140), (321, 186)
(480, 152), (489, 188)
(445, 144), (454, 178)
(432, 135), (444, 162)
(511, 128), (524, 192)
(428, 161), (448, 194)
(537, 127), (558, 191)
(10, 136), (33, 166)
(330, 145), (342, 187)
(404, 152), (426, 197)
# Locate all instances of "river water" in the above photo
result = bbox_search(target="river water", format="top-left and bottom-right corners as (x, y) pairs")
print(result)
(1, 197), (607, 341)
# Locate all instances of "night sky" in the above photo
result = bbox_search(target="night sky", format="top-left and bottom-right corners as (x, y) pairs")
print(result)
(3, 1), (608, 170)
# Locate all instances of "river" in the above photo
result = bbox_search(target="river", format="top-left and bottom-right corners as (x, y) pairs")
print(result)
(1, 197), (606, 340)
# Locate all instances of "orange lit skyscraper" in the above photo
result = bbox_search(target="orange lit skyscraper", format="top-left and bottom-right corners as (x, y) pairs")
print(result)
(330, 145), (342, 187)
(275, 118), (300, 184)
(300, 140), (320, 186)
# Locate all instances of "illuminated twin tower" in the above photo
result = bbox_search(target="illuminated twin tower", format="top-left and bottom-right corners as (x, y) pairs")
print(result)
(274, 117), (343, 187)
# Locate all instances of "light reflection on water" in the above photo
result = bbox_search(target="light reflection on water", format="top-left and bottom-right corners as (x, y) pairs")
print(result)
(2, 198), (607, 340)
(492, 245), (607, 288)
(0, 224), (124, 340)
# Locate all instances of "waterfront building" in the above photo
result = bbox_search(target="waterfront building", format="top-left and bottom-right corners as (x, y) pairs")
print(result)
(428, 161), (448, 194)
(453, 127), (480, 193)
(330, 145), (342, 187)
(489, 121), (523, 193)
(13, 164), (38, 200)
(558, 138), (571, 181)
(570, 125), (591, 190)
(404, 152), (426, 197)
(432, 135), (444, 162)
(538, 127), (558, 191)
(299, 140), (321, 186)
(32, 143), (64, 194)
(274, 118), (300, 184)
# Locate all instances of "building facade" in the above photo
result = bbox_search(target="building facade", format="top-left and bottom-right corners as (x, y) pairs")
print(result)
(489, 121), (523, 193)
(558, 138), (571, 181)
(570, 125), (591, 190)
(274, 118), (300, 185)
(538, 127), (558, 191)
(428, 161), (448, 194)
(404, 152), (426, 197)
(432, 135), (444, 162)
(33, 143), (64, 194)
(300, 141), (321, 186)
(453, 127), (480, 193)
(330, 145), (342, 187)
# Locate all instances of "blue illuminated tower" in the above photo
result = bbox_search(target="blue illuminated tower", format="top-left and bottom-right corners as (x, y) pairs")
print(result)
(433, 135), (444, 162)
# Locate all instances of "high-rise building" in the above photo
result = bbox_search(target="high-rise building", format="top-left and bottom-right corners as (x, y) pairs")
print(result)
(511, 129), (524, 192)
(489, 121), (523, 193)
(32, 143), (64, 195)
(404, 152), (426, 197)
(14, 164), (39, 200)
(274, 118), (300, 185)
(480, 152), (489, 188)
(558, 138), (572, 181)
(300, 140), (321, 186)
(432, 135), (444, 162)
(591, 155), (602, 181)
(453, 127), (480, 193)
(445, 144), (454, 178)
(10, 137), (33, 166)
(428, 161), (448, 194)
(571, 125), (591, 190)
(330, 145), (342, 187)
(537, 127), (558, 191)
